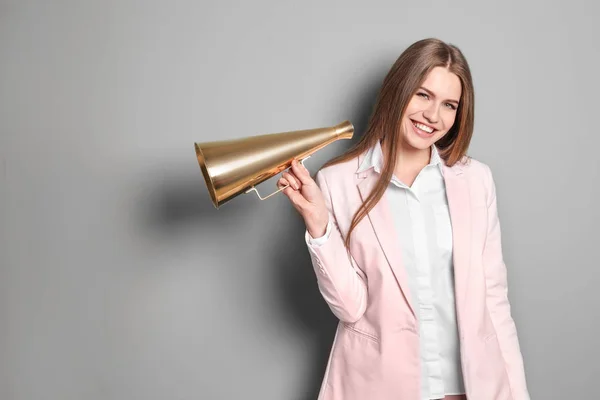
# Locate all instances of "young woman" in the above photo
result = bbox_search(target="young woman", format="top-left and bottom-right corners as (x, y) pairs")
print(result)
(278, 38), (530, 400)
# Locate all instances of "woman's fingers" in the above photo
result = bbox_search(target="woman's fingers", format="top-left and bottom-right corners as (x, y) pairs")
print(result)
(277, 177), (289, 189)
(278, 171), (312, 211)
(290, 160), (313, 185)
(282, 160), (313, 190)
(286, 188), (311, 210)
(279, 180), (309, 208)
(279, 160), (327, 224)
(282, 171), (301, 190)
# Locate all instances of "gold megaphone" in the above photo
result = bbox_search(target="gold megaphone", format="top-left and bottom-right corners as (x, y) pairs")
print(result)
(194, 120), (354, 208)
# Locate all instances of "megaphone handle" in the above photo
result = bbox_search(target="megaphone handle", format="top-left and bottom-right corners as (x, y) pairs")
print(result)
(244, 156), (311, 201)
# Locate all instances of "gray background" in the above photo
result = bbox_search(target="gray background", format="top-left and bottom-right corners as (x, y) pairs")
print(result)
(1, 0), (598, 399)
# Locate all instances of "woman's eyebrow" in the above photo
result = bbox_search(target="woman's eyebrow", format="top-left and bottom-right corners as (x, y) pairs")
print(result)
(419, 86), (460, 105)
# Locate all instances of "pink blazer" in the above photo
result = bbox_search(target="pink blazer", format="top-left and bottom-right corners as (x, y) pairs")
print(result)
(306, 151), (530, 400)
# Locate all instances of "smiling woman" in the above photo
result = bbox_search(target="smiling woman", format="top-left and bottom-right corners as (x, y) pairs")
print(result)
(405, 70), (462, 142)
(277, 38), (530, 400)
(393, 66), (463, 185)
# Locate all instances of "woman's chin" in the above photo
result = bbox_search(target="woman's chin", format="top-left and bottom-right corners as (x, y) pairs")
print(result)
(404, 133), (435, 150)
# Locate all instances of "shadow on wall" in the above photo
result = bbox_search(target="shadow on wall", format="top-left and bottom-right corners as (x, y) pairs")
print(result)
(140, 163), (253, 237)
(268, 73), (384, 400)
(138, 66), (385, 399)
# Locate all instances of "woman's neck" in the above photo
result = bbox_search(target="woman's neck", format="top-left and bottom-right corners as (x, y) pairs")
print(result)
(382, 140), (432, 175)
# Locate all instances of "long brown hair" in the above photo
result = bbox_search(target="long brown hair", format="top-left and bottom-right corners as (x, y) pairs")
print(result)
(322, 38), (475, 248)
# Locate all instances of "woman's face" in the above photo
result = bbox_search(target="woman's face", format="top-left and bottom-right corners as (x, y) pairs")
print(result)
(401, 66), (462, 151)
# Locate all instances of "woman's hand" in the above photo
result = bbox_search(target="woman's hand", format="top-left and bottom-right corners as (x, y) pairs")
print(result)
(277, 160), (329, 238)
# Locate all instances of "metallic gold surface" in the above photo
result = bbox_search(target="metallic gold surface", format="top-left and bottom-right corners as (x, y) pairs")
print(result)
(194, 120), (354, 208)
(244, 156), (310, 201)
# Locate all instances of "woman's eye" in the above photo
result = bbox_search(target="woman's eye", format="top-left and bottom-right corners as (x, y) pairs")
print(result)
(417, 92), (429, 99)
(445, 103), (457, 110)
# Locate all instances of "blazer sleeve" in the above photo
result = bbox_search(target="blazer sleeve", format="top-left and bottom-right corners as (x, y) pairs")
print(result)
(482, 164), (531, 400)
(304, 169), (368, 323)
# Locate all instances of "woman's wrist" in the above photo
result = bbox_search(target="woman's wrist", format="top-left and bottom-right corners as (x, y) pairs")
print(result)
(305, 213), (329, 238)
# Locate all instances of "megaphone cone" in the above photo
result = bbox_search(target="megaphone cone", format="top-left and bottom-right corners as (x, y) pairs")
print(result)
(194, 120), (354, 208)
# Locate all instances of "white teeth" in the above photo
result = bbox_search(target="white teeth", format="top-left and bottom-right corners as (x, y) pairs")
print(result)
(413, 121), (434, 133)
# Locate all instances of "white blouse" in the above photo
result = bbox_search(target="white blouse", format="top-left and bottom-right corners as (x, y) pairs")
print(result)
(307, 141), (465, 400)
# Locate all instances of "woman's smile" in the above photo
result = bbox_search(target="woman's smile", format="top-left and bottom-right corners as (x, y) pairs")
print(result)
(410, 119), (437, 137)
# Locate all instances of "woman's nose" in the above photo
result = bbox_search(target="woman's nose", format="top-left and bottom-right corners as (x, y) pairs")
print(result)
(423, 103), (439, 123)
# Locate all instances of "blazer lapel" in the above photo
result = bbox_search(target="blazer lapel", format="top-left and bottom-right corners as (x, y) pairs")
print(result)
(357, 168), (416, 318)
(441, 163), (472, 314)
(353, 152), (473, 320)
